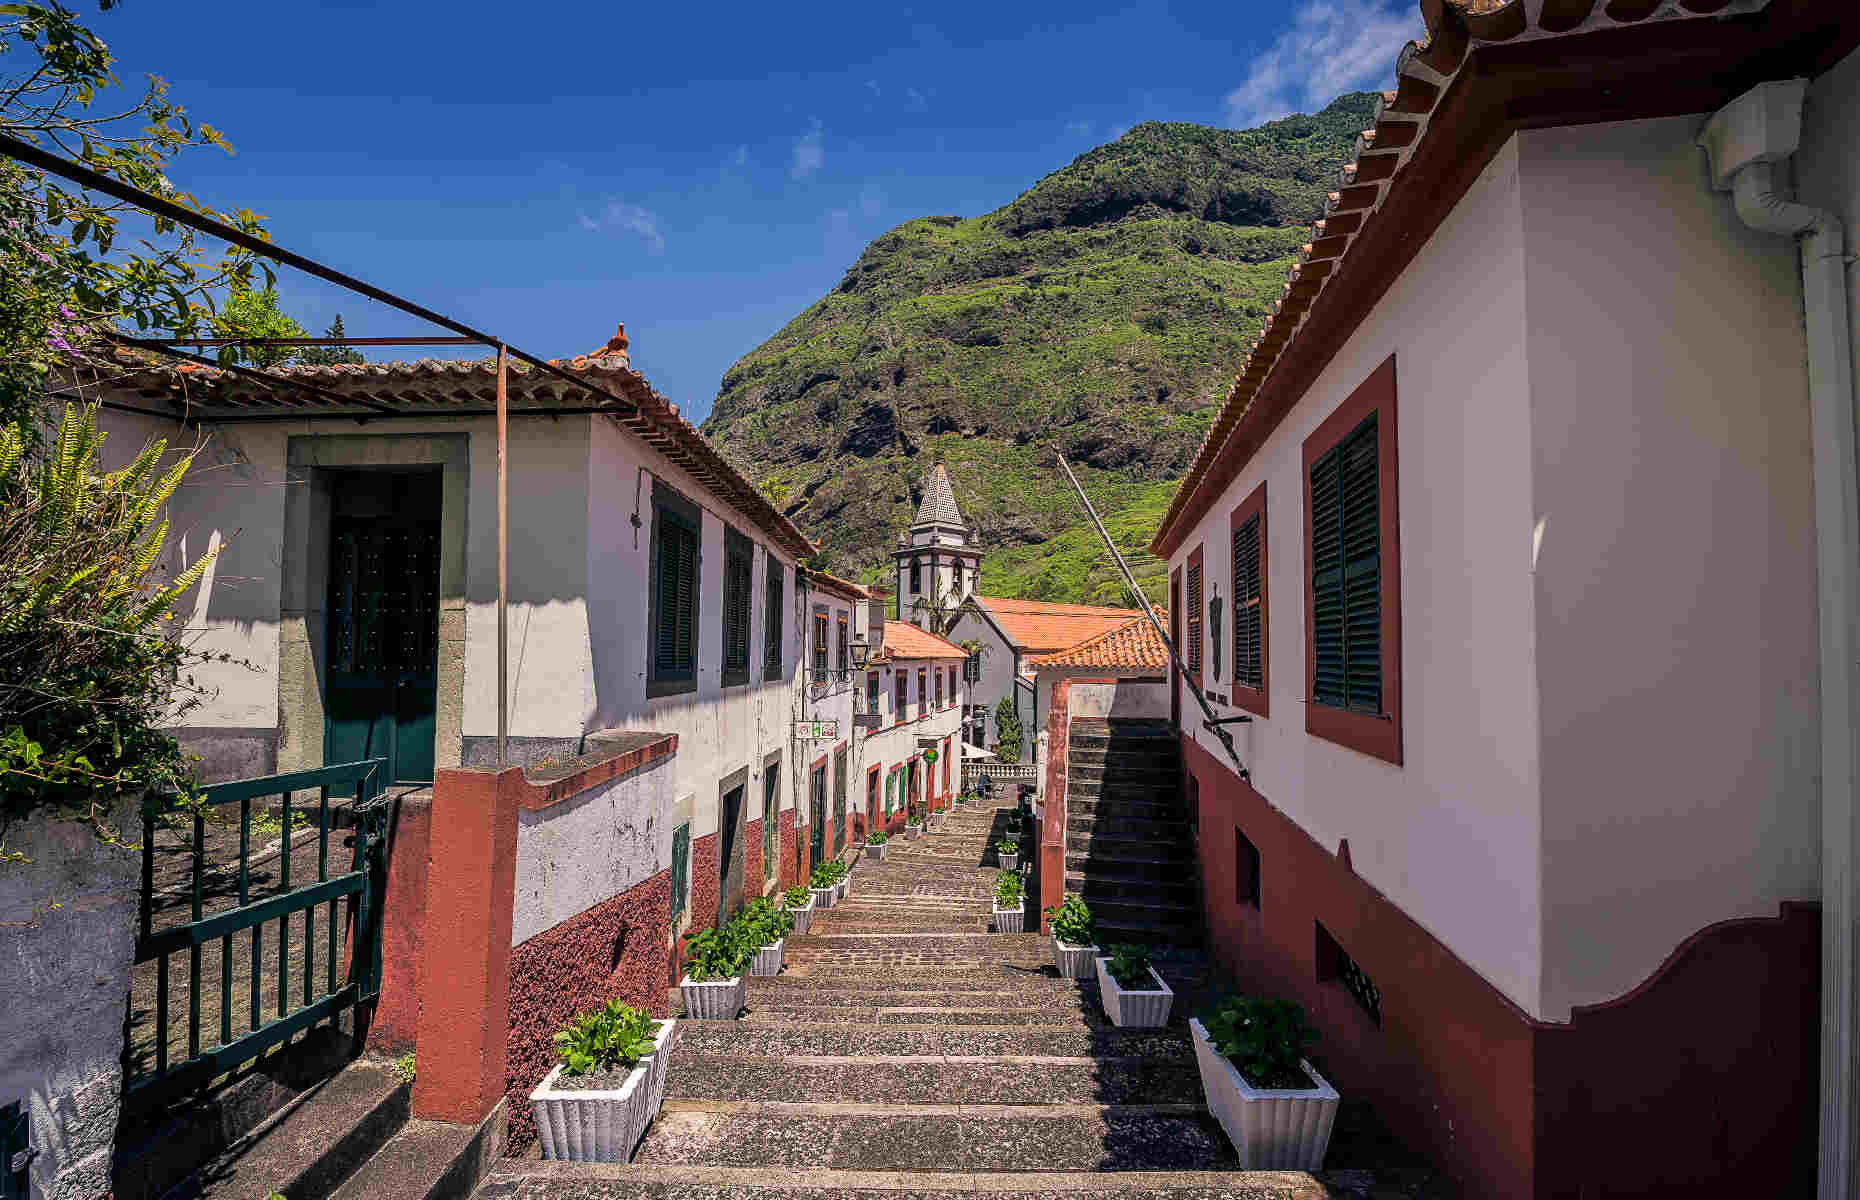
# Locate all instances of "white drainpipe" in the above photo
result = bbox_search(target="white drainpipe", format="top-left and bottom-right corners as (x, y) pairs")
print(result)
(1700, 78), (1860, 1200)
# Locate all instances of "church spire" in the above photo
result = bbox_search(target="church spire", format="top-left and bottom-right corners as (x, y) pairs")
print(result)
(913, 461), (966, 532)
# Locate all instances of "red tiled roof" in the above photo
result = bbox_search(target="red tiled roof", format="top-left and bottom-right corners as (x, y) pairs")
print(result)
(1029, 612), (1169, 671)
(807, 569), (870, 603)
(878, 621), (967, 662)
(971, 595), (1148, 654)
(105, 324), (817, 558)
(1149, 0), (1821, 556)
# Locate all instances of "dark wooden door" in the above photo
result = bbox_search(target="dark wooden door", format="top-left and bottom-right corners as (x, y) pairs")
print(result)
(325, 471), (441, 785)
(809, 763), (826, 869)
(832, 747), (847, 854)
(718, 782), (744, 926)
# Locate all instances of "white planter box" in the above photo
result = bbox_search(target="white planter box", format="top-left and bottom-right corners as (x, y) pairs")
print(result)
(531, 1019), (676, 1162)
(810, 885), (835, 910)
(1096, 958), (1174, 1027)
(835, 876), (849, 902)
(1189, 1018), (1339, 1170)
(787, 897), (813, 935)
(999, 853), (1019, 870)
(750, 938), (784, 977)
(679, 974), (746, 1020)
(992, 900), (1024, 933)
(865, 842), (887, 861)
(1053, 938), (1098, 980)
(904, 826), (922, 840)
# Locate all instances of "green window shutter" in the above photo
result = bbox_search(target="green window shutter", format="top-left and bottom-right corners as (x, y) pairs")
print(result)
(1186, 560), (1203, 673)
(1311, 413), (1380, 713)
(670, 822), (690, 917)
(765, 563), (784, 674)
(1232, 513), (1262, 690)
(722, 533), (752, 679)
(654, 510), (699, 680)
(763, 770), (778, 880)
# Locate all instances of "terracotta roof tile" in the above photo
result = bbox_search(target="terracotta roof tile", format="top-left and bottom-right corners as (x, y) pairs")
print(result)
(806, 570), (870, 602)
(1029, 612), (1170, 671)
(971, 595), (1148, 654)
(878, 621), (967, 661)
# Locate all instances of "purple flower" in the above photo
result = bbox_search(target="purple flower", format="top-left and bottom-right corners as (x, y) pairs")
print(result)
(57, 305), (73, 319)
(26, 245), (51, 265)
(45, 335), (71, 352)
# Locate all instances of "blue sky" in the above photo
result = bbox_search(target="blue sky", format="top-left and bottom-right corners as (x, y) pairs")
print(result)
(96, 0), (1420, 422)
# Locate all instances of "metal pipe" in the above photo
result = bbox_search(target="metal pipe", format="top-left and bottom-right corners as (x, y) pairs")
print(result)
(1054, 452), (1248, 777)
(100, 331), (400, 415)
(155, 336), (485, 348)
(496, 344), (509, 769)
(0, 131), (634, 416)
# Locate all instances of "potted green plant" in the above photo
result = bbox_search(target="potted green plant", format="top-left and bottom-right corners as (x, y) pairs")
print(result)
(904, 814), (924, 841)
(991, 870), (1025, 933)
(1190, 995), (1339, 1169)
(783, 883), (814, 936)
(833, 857), (851, 902)
(530, 999), (674, 1162)
(679, 926), (750, 1019)
(1043, 893), (1097, 979)
(1095, 943), (1174, 1028)
(865, 829), (889, 861)
(995, 838), (1020, 870)
(741, 898), (794, 977)
(809, 862), (838, 910)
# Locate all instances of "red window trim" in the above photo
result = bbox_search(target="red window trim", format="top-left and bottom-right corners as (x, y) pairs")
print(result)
(1229, 480), (1268, 719)
(1301, 354), (1402, 765)
(1185, 543), (1205, 688)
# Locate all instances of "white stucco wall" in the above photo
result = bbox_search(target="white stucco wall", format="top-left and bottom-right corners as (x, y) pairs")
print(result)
(945, 608), (1030, 760)
(1523, 115), (1820, 1017)
(860, 656), (967, 808)
(511, 753), (676, 945)
(1169, 138), (1547, 1016)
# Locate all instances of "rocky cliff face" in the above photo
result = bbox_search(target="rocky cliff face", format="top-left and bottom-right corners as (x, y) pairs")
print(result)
(700, 93), (1377, 601)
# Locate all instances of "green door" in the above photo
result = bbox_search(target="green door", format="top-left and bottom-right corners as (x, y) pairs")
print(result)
(809, 763), (826, 867)
(325, 471), (441, 786)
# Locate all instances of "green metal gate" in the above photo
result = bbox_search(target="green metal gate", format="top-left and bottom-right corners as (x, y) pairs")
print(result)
(128, 758), (390, 1110)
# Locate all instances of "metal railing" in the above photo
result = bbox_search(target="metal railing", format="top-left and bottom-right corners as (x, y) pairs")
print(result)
(128, 759), (388, 1109)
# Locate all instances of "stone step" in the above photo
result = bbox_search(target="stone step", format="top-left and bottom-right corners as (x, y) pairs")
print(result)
(1070, 794), (1186, 820)
(1064, 850), (1195, 880)
(671, 1022), (1194, 1062)
(631, 1103), (1235, 1172)
(329, 1113), (500, 1200)
(1068, 760), (1182, 781)
(1089, 910), (1205, 949)
(1066, 812), (1193, 842)
(1065, 871), (1200, 905)
(738, 1005), (1110, 1029)
(1070, 718), (1176, 738)
(162, 1058), (409, 1200)
(664, 1055), (1204, 1105)
(475, 1162), (1387, 1199)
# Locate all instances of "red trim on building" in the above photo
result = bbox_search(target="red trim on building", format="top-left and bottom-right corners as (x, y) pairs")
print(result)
(514, 733), (678, 811)
(1229, 480), (1269, 719)
(1301, 356), (1402, 765)
(371, 791), (431, 1056)
(1182, 735), (1819, 1198)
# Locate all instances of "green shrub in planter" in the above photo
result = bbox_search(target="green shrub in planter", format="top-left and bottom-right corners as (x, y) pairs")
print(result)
(994, 870), (1023, 908)
(867, 830), (888, 845)
(1102, 943), (1154, 990)
(808, 861), (845, 888)
(1200, 994), (1319, 1090)
(682, 926), (752, 983)
(739, 897), (794, 945)
(783, 884), (810, 908)
(553, 999), (661, 1077)
(995, 839), (1020, 856)
(1045, 893), (1095, 946)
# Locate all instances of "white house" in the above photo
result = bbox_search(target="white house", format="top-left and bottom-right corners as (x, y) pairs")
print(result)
(1148, 3), (1857, 1196)
(92, 325), (831, 939)
(853, 617), (969, 834)
(1027, 611), (1169, 733)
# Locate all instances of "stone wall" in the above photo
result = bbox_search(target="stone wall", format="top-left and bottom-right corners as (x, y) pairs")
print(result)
(0, 803), (138, 1200)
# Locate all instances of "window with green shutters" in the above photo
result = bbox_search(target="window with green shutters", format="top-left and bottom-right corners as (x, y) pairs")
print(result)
(765, 560), (784, 679)
(1299, 356), (1401, 765)
(1309, 412), (1380, 715)
(649, 487), (701, 697)
(1233, 513), (1263, 690)
(762, 767), (778, 880)
(722, 527), (752, 687)
(670, 822), (690, 917)
(1185, 547), (1204, 678)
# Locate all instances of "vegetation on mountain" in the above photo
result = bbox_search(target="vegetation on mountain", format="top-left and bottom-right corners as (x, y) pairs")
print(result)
(701, 93), (1378, 603)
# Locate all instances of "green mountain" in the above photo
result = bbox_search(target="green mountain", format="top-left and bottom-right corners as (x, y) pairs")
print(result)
(700, 93), (1377, 605)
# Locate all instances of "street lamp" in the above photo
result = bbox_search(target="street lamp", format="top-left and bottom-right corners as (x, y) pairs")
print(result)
(851, 635), (870, 669)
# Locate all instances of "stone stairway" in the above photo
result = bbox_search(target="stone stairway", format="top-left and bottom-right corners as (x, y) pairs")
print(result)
(474, 798), (1439, 1199)
(1065, 718), (1203, 947)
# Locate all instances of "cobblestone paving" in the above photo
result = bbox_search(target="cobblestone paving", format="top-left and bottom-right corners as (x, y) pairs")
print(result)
(478, 804), (1445, 1199)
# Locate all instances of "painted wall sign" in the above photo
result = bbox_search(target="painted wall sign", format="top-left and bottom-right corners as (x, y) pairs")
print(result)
(793, 720), (840, 741)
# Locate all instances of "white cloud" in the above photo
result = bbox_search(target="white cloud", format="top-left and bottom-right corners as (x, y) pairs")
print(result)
(865, 79), (881, 96)
(905, 87), (929, 114)
(1224, 0), (1422, 129)
(791, 120), (825, 180)
(577, 201), (665, 255)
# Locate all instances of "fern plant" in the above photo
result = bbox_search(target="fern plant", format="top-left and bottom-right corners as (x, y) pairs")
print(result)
(1, 404), (227, 834)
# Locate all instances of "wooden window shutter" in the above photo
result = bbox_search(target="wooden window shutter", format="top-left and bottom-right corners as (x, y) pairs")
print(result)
(656, 516), (698, 676)
(1311, 413), (1379, 713)
(1186, 554), (1204, 675)
(1233, 512), (1262, 690)
(765, 562), (783, 674)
